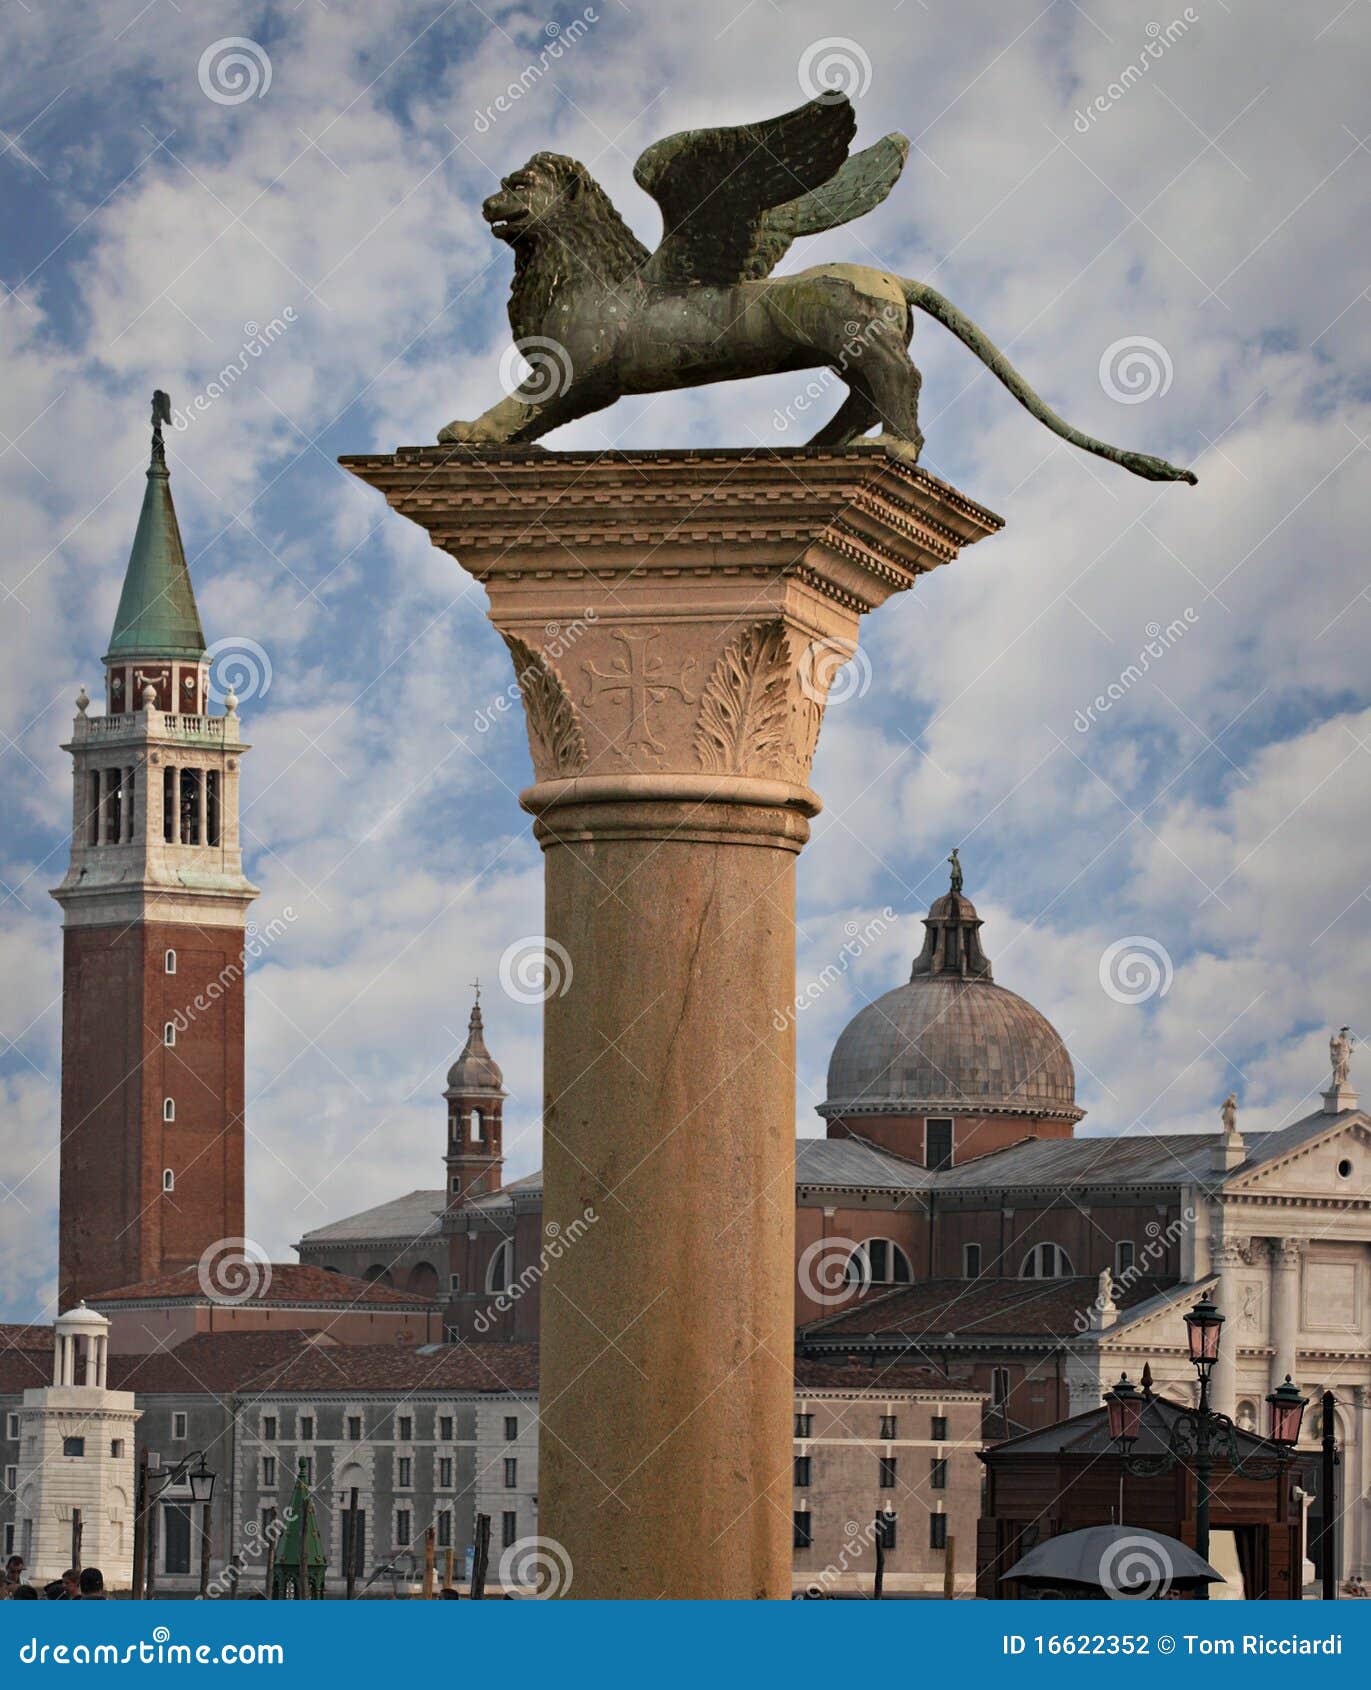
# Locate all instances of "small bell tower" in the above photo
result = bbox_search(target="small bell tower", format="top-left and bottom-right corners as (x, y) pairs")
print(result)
(442, 985), (506, 1209)
(51, 394), (259, 1306)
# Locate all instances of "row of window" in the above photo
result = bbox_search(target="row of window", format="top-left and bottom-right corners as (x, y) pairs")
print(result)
(793, 1511), (947, 1551)
(793, 1413), (949, 1440)
(253, 1413), (521, 1445)
(260, 1451), (521, 1490)
(793, 1455), (946, 1490)
(835, 1237), (1143, 1285)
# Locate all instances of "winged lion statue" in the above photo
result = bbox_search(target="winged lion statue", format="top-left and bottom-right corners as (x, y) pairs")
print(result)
(440, 95), (1196, 485)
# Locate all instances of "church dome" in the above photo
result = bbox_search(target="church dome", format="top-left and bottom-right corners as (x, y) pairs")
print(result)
(445, 995), (505, 1096)
(822, 856), (1081, 1123)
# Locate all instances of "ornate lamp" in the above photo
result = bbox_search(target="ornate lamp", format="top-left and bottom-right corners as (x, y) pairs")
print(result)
(1266, 1376), (1308, 1449)
(1184, 1294), (1224, 1379)
(184, 1452), (216, 1504)
(1104, 1374), (1142, 1447)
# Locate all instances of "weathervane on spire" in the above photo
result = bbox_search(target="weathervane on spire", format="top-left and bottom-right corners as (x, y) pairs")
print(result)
(470, 976), (481, 1005)
(947, 847), (963, 896)
(150, 390), (171, 464)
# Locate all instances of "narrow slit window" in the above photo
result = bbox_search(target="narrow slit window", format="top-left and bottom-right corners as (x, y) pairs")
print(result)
(164, 1022), (176, 1047)
(103, 767), (122, 844)
(163, 1098), (175, 1122)
(205, 770), (221, 846)
(163, 767), (176, 842)
(86, 772), (101, 845)
(162, 1168), (174, 1192)
(179, 768), (201, 845)
(165, 949), (177, 974)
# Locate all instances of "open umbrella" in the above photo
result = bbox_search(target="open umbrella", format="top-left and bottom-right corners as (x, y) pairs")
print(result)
(1003, 1525), (1223, 1599)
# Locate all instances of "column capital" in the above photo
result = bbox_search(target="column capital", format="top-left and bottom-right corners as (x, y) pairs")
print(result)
(1211, 1236), (1251, 1269)
(1267, 1237), (1307, 1268)
(342, 446), (1002, 808)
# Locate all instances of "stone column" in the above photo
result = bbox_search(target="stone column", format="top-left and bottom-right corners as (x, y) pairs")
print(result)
(1267, 1237), (1304, 1391)
(1209, 1235), (1248, 1418)
(342, 445), (1002, 1598)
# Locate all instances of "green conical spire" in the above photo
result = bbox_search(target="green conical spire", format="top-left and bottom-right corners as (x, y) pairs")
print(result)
(271, 1461), (327, 1599)
(104, 393), (206, 663)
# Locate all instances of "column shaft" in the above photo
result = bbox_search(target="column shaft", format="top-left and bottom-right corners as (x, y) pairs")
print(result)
(535, 796), (803, 1600)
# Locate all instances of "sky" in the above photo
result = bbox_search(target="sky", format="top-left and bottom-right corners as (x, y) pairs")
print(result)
(1, 0), (1368, 1323)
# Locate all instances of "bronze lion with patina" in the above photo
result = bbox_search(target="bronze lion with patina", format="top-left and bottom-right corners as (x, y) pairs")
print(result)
(441, 95), (1196, 486)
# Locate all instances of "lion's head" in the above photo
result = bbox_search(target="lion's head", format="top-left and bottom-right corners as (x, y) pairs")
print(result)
(485, 153), (650, 340)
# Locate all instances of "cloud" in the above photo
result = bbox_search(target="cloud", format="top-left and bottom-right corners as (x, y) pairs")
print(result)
(1, 0), (1367, 1319)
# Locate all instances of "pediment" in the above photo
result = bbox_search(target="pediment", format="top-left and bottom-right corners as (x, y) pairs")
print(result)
(1226, 1114), (1371, 1201)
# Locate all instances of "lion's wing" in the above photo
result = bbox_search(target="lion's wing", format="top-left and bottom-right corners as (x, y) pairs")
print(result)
(740, 132), (910, 281)
(633, 96), (856, 288)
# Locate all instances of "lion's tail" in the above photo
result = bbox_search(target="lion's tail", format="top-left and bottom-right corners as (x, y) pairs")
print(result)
(902, 279), (1197, 485)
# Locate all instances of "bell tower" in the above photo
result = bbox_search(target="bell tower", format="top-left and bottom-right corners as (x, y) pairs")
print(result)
(51, 394), (259, 1307)
(442, 987), (506, 1209)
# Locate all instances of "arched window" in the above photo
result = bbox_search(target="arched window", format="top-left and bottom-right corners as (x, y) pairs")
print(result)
(163, 1098), (175, 1122)
(165, 949), (177, 974)
(963, 1242), (982, 1278)
(846, 1238), (913, 1288)
(1115, 1239), (1136, 1276)
(164, 1022), (177, 1047)
(362, 1265), (394, 1287)
(487, 1239), (514, 1294)
(1020, 1242), (1073, 1278)
(470, 1108), (484, 1144)
(162, 1169), (174, 1193)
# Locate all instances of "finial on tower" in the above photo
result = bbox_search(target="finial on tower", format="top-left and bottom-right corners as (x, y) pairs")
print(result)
(151, 390), (171, 466)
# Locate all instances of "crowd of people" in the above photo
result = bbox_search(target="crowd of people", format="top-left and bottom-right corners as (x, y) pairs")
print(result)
(1, 1556), (107, 1599)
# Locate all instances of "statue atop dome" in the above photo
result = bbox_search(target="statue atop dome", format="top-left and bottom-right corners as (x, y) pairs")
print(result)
(947, 846), (963, 896)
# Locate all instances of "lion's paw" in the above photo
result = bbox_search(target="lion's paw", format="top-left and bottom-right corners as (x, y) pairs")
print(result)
(437, 419), (480, 445)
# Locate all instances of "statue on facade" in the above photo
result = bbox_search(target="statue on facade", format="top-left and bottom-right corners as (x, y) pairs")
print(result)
(1221, 1092), (1238, 1135)
(1331, 1026), (1354, 1088)
(440, 95), (1198, 487)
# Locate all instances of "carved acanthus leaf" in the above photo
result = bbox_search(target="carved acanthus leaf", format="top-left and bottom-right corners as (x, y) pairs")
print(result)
(693, 621), (793, 777)
(502, 634), (588, 778)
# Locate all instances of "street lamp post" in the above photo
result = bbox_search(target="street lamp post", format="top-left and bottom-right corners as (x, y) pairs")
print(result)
(142, 1450), (218, 1600)
(1104, 1296), (1307, 1602)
